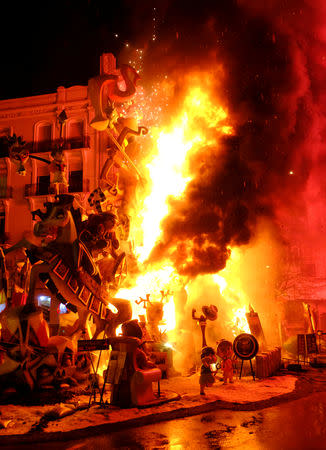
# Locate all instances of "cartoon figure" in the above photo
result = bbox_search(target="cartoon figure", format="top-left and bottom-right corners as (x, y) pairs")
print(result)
(3, 194), (132, 339)
(7, 134), (28, 176)
(199, 346), (217, 395)
(9, 146), (29, 176)
(216, 340), (235, 384)
(50, 148), (68, 194)
(7, 134), (52, 177)
(87, 57), (148, 216)
(79, 212), (120, 260)
(135, 291), (172, 342)
(6, 258), (29, 307)
(192, 304), (218, 347)
(121, 319), (156, 370)
(221, 357), (234, 384)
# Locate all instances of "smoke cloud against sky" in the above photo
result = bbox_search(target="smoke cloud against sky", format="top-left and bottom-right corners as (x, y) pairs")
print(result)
(137, 0), (326, 276)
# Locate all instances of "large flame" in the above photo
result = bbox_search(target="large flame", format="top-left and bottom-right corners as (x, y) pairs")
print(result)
(116, 75), (253, 338)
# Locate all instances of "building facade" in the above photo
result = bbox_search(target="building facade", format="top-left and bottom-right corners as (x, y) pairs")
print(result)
(0, 57), (118, 326)
(0, 54), (141, 331)
(0, 83), (103, 245)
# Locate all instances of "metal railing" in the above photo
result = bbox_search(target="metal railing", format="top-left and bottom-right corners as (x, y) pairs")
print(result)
(28, 136), (90, 153)
(25, 179), (89, 197)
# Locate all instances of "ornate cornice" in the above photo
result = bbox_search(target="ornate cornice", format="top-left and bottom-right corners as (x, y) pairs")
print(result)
(0, 102), (91, 121)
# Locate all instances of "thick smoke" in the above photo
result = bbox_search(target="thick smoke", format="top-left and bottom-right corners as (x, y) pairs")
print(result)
(138, 0), (326, 276)
(148, 135), (257, 276)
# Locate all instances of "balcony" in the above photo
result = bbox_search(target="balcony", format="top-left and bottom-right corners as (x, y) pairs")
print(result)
(27, 136), (90, 154)
(25, 179), (90, 197)
(62, 136), (90, 150)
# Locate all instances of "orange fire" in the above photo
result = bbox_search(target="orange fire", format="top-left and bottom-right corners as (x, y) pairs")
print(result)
(116, 74), (252, 340)
(212, 249), (251, 336)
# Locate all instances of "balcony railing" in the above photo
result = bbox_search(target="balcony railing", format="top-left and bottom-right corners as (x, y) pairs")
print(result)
(25, 136), (90, 154)
(25, 179), (89, 197)
(63, 136), (90, 150)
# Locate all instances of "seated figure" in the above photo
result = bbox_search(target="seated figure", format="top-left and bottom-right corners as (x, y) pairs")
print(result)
(121, 319), (161, 406)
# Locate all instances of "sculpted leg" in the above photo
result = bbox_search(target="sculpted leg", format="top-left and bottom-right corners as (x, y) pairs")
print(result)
(26, 262), (50, 307)
(3, 238), (34, 255)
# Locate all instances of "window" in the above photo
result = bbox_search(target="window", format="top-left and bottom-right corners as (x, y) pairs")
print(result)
(37, 175), (50, 195)
(68, 157), (83, 192)
(0, 159), (7, 198)
(36, 123), (52, 152)
(69, 170), (83, 193)
(0, 128), (10, 157)
(0, 202), (5, 244)
(67, 120), (83, 149)
(37, 163), (50, 195)
(0, 211), (5, 236)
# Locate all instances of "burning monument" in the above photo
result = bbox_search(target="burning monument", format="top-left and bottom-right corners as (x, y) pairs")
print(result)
(2, 9), (325, 405)
(0, 48), (284, 404)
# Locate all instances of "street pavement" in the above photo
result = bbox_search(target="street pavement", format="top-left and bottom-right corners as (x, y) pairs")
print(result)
(10, 391), (326, 450)
(1, 366), (326, 448)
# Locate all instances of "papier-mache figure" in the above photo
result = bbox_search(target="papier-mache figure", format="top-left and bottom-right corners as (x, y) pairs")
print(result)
(79, 211), (120, 260)
(7, 134), (28, 176)
(121, 319), (156, 370)
(50, 148), (69, 194)
(199, 346), (217, 395)
(216, 339), (235, 384)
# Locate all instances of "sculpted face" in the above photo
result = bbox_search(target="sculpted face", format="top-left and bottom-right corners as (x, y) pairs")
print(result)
(104, 216), (116, 231)
(10, 147), (30, 175)
(216, 340), (233, 359)
(33, 207), (70, 240)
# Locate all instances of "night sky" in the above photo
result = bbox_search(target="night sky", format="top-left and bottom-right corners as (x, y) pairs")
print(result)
(0, 0), (154, 100)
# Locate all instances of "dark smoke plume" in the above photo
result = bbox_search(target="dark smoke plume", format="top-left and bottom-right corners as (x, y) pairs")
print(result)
(138, 0), (326, 276)
(148, 136), (257, 276)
